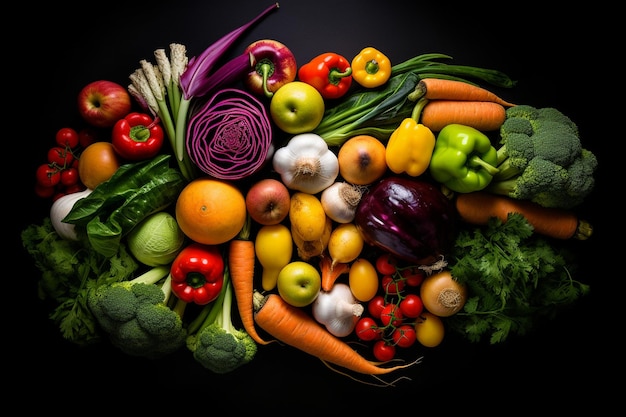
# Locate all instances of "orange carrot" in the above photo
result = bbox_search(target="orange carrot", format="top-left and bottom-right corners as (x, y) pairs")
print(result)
(253, 292), (419, 376)
(420, 100), (506, 132)
(229, 216), (272, 345)
(415, 78), (516, 107)
(455, 191), (593, 240)
(319, 253), (350, 292)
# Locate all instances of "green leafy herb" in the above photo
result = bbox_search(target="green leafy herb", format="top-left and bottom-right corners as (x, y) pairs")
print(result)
(22, 218), (139, 346)
(447, 213), (590, 344)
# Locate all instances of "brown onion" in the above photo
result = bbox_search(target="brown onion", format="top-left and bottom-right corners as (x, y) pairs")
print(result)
(186, 88), (273, 180)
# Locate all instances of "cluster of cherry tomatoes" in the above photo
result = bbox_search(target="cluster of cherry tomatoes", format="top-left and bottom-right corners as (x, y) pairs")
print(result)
(354, 253), (442, 362)
(34, 127), (99, 200)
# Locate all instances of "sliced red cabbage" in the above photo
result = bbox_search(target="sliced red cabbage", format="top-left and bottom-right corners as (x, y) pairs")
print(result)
(186, 88), (273, 180)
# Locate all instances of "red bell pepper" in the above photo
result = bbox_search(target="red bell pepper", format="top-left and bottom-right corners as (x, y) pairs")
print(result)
(170, 243), (224, 305)
(111, 112), (164, 160)
(297, 52), (353, 99)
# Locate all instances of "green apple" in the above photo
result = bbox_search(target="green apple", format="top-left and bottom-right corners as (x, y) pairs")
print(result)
(276, 261), (322, 307)
(269, 81), (325, 134)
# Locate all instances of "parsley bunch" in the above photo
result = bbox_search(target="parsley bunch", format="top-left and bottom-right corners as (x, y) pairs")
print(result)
(446, 213), (590, 344)
(22, 218), (139, 346)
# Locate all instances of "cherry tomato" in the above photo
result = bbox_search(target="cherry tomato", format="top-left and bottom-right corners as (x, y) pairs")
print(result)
(391, 324), (417, 348)
(34, 183), (55, 198)
(36, 164), (61, 187)
(367, 295), (385, 319)
(381, 275), (405, 295)
(48, 146), (74, 167)
(399, 293), (424, 318)
(375, 253), (397, 275)
(380, 303), (403, 327)
(372, 340), (396, 361)
(401, 267), (425, 287)
(60, 167), (80, 187)
(64, 183), (86, 194)
(399, 294), (424, 319)
(78, 127), (99, 148)
(354, 317), (382, 341)
(55, 127), (80, 149)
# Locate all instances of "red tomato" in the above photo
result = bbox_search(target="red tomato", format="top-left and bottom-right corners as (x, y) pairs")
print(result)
(36, 164), (61, 187)
(354, 317), (382, 341)
(401, 267), (425, 287)
(399, 293), (424, 318)
(60, 167), (80, 186)
(55, 127), (80, 149)
(367, 295), (386, 319)
(48, 146), (74, 167)
(375, 253), (397, 275)
(381, 275), (405, 295)
(391, 324), (417, 348)
(34, 183), (55, 198)
(64, 183), (86, 194)
(372, 340), (396, 361)
(380, 303), (403, 327)
(78, 127), (99, 148)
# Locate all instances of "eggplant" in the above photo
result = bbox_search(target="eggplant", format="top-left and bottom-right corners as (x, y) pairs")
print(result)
(354, 176), (458, 265)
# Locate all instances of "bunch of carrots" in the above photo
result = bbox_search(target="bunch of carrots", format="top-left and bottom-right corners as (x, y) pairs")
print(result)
(407, 77), (517, 131)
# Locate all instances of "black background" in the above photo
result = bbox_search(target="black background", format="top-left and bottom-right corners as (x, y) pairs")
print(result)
(15, 0), (610, 411)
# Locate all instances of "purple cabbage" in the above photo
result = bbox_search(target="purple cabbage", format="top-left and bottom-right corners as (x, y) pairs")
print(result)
(354, 176), (458, 265)
(186, 88), (273, 180)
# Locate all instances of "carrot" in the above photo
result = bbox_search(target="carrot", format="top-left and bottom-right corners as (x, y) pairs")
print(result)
(419, 100), (507, 132)
(229, 216), (272, 345)
(415, 78), (516, 107)
(253, 292), (420, 378)
(319, 253), (350, 292)
(455, 191), (593, 240)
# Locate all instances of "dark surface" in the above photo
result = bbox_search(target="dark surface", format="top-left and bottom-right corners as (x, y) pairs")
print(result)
(15, 0), (609, 411)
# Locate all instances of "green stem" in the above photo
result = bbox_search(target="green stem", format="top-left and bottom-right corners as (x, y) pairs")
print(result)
(468, 155), (500, 176)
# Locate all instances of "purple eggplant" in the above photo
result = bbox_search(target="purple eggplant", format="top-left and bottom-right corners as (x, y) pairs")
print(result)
(354, 176), (458, 265)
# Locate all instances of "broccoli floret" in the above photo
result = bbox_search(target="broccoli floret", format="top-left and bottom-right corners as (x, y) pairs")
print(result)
(87, 265), (187, 359)
(487, 105), (598, 209)
(186, 266), (257, 374)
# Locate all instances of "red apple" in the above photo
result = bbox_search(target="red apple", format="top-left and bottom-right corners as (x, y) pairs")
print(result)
(246, 178), (291, 225)
(77, 80), (132, 128)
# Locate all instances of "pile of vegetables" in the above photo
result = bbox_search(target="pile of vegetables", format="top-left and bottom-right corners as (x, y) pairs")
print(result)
(22, 2), (597, 386)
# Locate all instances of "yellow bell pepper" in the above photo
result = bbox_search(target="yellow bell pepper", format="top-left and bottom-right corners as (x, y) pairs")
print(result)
(351, 47), (391, 88)
(385, 118), (435, 177)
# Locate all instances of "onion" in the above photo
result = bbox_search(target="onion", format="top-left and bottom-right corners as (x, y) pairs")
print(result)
(186, 88), (273, 180)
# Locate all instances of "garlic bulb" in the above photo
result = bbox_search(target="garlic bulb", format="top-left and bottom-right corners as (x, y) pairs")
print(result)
(312, 283), (364, 337)
(272, 133), (339, 194)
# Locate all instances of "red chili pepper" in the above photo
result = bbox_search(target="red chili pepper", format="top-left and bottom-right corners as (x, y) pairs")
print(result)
(111, 112), (164, 160)
(297, 52), (353, 99)
(170, 243), (224, 305)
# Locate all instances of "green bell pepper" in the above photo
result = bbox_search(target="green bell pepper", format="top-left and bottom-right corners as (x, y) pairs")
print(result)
(429, 124), (500, 193)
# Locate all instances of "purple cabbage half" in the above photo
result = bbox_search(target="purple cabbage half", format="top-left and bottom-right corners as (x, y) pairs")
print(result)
(354, 176), (458, 265)
(186, 88), (273, 180)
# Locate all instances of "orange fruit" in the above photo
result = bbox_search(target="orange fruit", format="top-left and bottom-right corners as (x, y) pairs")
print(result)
(175, 177), (247, 245)
(78, 141), (121, 189)
(337, 135), (387, 185)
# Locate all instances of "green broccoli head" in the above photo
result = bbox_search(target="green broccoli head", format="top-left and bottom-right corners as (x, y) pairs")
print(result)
(489, 104), (598, 209)
(190, 323), (257, 374)
(185, 268), (257, 373)
(87, 266), (187, 359)
(531, 120), (582, 167)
